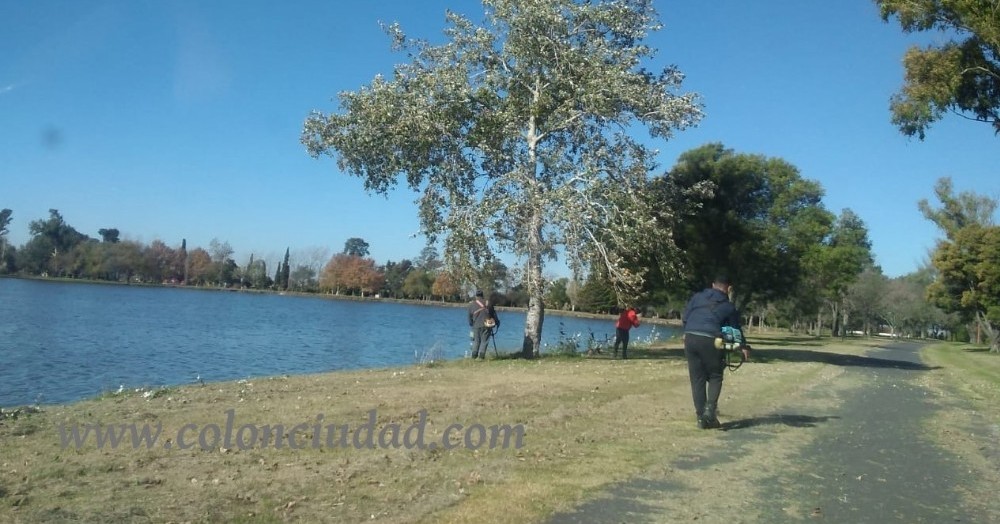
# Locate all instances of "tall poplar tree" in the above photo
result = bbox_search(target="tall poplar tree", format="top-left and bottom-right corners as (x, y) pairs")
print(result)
(303, 0), (702, 357)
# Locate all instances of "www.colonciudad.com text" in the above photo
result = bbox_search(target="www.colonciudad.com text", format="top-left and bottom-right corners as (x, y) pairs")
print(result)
(57, 409), (526, 451)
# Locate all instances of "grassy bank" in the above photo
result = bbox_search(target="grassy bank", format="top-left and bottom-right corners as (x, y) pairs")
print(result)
(918, 342), (1000, 518)
(1, 335), (887, 522)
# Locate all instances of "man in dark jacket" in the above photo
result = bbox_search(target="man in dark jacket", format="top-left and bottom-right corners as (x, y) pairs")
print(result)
(467, 290), (499, 360)
(681, 275), (748, 429)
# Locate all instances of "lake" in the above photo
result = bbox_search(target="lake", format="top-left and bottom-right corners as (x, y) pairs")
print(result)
(0, 278), (675, 407)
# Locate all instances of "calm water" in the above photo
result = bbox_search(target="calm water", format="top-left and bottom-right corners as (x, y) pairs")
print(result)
(0, 278), (674, 406)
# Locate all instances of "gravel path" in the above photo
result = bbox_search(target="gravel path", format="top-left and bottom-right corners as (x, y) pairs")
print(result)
(548, 340), (995, 523)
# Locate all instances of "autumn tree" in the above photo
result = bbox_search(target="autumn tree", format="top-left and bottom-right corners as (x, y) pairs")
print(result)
(431, 271), (461, 301)
(186, 248), (213, 286)
(145, 240), (181, 282)
(877, 0), (1000, 138)
(302, 0), (701, 357)
(320, 253), (384, 296)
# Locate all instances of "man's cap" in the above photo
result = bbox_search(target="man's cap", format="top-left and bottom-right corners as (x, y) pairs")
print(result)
(475, 290), (484, 297)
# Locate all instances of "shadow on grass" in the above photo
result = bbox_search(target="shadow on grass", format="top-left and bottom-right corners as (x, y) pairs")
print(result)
(586, 346), (686, 361)
(746, 335), (826, 347)
(960, 345), (997, 354)
(721, 413), (841, 431)
(752, 349), (940, 371)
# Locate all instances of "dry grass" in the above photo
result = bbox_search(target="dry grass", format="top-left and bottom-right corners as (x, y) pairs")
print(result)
(0, 334), (875, 523)
(918, 343), (1000, 522)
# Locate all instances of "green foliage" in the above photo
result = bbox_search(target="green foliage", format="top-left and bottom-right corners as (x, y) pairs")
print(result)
(918, 177), (998, 240)
(18, 209), (90, 275)
(380, 259), (413, 298)
(402, 267), (435, 300)
(280, 248), (291, 290)
(343, 237), (370, 257)
(545, 277), (571, 310)
(289, 265), (317, 292)
(302, 0), (702, 356)
(0, 208), (12, 274)
(576, 273), (616, 313)
(921, 179), (1000, 350)
(877, 0), (1000, 138)
(98, 228), (120, 243)
(928, 224), (1000, 349)
(0, 208), (11, 235)
(647, 143), (835, 310)
(547, 321), (585, 357)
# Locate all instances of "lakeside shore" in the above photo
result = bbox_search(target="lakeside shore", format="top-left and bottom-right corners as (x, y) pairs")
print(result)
(2, 273), (684, 327)
(6, 335), (995, 522)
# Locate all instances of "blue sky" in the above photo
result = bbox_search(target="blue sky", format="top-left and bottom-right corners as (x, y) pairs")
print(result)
(2, 1), (996, 279)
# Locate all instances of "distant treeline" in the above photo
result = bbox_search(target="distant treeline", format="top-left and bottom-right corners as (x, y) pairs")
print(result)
(0, 209), (612, 311)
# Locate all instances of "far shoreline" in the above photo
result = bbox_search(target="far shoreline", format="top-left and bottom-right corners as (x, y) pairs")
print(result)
(1, 273), (683, 328)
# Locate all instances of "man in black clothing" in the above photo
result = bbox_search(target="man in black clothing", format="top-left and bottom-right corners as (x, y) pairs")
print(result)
(467, 290), (499, 360)
(681, 275), (749, 429)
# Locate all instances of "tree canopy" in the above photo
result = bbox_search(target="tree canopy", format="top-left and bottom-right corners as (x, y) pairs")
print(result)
(647, 143), (834, 309)
(920, 178), (1000, 350)
(302, 0), (702, 356)
(877, 0), (1000, 138)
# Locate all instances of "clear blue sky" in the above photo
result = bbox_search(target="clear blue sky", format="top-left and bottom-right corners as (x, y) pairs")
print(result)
(2, 1), (996, 278)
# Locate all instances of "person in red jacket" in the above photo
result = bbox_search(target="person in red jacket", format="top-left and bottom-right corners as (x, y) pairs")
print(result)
(613, 306), (641, 359)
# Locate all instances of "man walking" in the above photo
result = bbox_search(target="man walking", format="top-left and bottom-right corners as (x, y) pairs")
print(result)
(681, 275), (749, 429)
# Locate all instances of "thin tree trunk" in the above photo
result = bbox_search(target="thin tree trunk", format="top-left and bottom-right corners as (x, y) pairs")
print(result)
(520, 93), (545, 359)
(975, 311), (999, 353)
(521, 207), (544, 359)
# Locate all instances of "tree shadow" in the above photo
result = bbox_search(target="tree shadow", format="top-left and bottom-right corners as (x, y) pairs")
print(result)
(721, 413), (841, 431)
(751, 349), (941, 371)
(591, 347), (685, 360)
(747, 336), (826, 347)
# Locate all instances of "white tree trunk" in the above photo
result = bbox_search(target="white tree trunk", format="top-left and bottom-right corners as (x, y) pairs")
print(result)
(521, 207), (545, 358)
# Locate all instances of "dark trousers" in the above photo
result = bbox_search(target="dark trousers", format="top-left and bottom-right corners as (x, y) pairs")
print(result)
(471, 326), (492, 358)
(684, 333), (725, 417)
(613, 328), (630, 358)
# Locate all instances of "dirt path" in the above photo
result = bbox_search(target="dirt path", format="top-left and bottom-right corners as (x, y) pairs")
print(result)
(548, 340), (997, 523)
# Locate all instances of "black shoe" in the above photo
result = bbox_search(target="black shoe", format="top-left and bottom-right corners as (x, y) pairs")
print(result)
(696, 416), (707, 429)
(702, 403), (721, 429)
